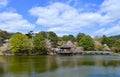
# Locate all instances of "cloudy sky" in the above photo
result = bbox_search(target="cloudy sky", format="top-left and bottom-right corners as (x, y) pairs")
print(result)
(0, 0), (120, 36)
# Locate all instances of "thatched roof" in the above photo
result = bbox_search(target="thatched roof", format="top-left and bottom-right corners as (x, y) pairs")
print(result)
(64, 41), (74, 47)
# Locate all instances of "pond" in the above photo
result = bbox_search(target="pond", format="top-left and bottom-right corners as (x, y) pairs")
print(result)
(0, 55), (120, 77)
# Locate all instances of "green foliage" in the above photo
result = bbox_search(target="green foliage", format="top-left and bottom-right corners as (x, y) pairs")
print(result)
(111, 39), (120, 53)
(33, 32), (46, 54)
(0, 30), (13, 39)
(62, 35), (75, 42)
(10, 33), (33, 54)
(48, 32), (58, 41)
(108, 37), (117, 47)
(101, 35), (117, 47)
(78, 35), (94, 51)
(112, 35), (120, 39)
(76, 32), (85, 42)
(113, 39), (120, 47)
(0, 30), (14, 46)
(6, 30), (120, 54)
(40, 31), (48, 38)
(100, 35), (120, 52)
(26, 31), (34, 39)
(0, 30), (8, 39)
(48, 31), (58, 47)
(37, 31), (58, 47)
(101, 35), (110, 46)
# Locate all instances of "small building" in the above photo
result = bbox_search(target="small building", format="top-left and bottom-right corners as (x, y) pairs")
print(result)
(59, 47), (72, 53)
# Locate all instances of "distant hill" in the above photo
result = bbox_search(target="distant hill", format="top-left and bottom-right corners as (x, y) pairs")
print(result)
(111, 35), (120, 39)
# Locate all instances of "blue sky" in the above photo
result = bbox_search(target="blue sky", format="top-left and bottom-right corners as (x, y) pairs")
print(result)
(0, 0), (120, 37)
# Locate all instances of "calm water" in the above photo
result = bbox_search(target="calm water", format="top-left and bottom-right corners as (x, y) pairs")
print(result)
(0, 55), (120, 77)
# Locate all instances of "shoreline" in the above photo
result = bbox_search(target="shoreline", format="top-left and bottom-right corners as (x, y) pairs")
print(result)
(0, 51), (119, 56)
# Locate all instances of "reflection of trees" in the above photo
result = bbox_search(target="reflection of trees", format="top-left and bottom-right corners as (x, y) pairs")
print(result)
(8, 56), (58, 75)
(98, 60), (120, 67)
(31, 56), (57, 73)
(9, 56), (33, 74)
(0, 56), (8, 77)
(32, 56), (58, 73)
(79, 60), (120, 67)
(46, 56), (58, 71)
(57, 56), (120, 67)
(0, 65), (4, 77)
(1, 56), (120, 76)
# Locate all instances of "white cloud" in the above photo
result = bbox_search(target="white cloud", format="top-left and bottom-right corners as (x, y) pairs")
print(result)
(0, 0), (8, 7)
(94, 0), (120, 36)
(67, 0), (73, 4)
(94, 20), (120, 36)
(0, 12), (35, 33)
(101, 0), (120, 18)
(29, 2), (102, 35)
(99, 0), (120, 25)
(94, 28), (105, 35)
(95, 24), (120, 36)
(29, 0), (120, 36)
(104, 25), (120, 35)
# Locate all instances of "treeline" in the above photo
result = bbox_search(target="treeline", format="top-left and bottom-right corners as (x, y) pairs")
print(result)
(9, 31), (58, 55)
(1, 30), (120, 55)
(9, 31), (95, 55)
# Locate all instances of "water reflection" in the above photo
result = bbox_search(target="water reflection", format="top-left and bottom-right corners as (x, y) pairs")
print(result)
(57, 56), (120, 67)
(88, 73), (120, 77)
(0, 55), (120, 77)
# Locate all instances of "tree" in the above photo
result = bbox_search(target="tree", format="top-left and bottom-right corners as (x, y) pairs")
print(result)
(33, 32), (46, 54)
(10, 33), (33, 54)
(48, 31), (58, 47)
(48, 32), (58, 40)
(101, 35), (116, 47)
(76, 32), (85, 42)
(78, 35), (94, 51)
(37, 31), (58, 47)
(114, 39), (120, 47)
(62, 35), (75, 42)
(101, 35), (110, 45)
(68, 35), (76, 42)
(40, 31), (48, 38)
(108, 37), (116, 47)
(111, 39), (120, 53)
(26, 31), (34, 39)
